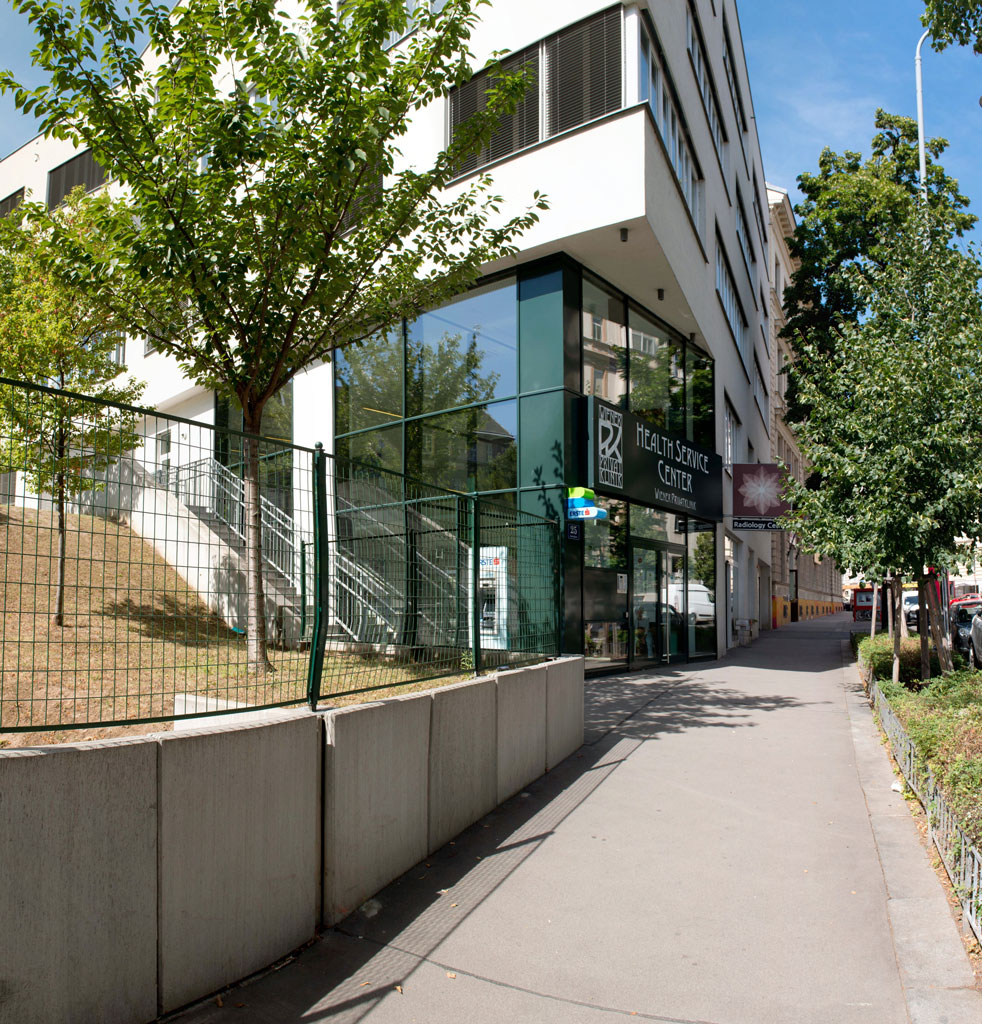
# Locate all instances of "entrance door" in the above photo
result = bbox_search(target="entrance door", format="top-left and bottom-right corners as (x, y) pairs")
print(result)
(631, 542), (685, 664)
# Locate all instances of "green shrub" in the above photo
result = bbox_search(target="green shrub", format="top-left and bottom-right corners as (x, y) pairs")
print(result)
(857, 633), (941, 685)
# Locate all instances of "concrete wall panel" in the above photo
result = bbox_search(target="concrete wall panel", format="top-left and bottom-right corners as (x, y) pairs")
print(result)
(496, 666), (547, 804)
(157, 711), (320, 1013)
(0, 740), (157, 1024)
(546, 657), (585, 769)
(323, 695), (431, 925)
(428, 678), (497, 853)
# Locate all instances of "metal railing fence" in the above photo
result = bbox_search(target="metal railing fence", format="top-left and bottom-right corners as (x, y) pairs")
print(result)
(867, 677), (982, 945)
(0, 377), (560, 737)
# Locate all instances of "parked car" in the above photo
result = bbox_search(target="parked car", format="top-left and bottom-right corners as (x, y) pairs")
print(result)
(903, 591), (920, 630)
(961, 603), (982, 667)
(951, 600), (981, 658)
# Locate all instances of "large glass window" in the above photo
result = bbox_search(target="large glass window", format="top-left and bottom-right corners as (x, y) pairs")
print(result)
(582, 275), (626, 407)
(406, 399), (517, 494)
(628, 306), (683, 433)
(406, 277), (518, 417)
(583, 498), (628, 664)
(687, 521), (717, 655)
(686, 345), (714, 450)
(334, 328), (404, 435)
(336, 424), (403, 476)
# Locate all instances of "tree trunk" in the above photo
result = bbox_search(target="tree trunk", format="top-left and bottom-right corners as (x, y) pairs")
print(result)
(891, 576), (902, 686)
(241, 416), (273, 680)
(52, 462), (66, 628)
(870, 582), (879, 638)
(924, 573), (954, 674)
(918, 575), (930, 680)
(886, 575), (894, 640)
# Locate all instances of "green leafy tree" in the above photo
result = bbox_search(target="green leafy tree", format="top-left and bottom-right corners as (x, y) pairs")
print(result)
(922, 0), (982, 51)
(1, 0), (546, 676)
(0, 196), (145, 626)
(781, 110), (974, 418)
(786, 209), (982, 680)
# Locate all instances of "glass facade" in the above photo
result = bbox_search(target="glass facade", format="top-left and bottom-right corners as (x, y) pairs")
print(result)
(334, 255), (719, 667)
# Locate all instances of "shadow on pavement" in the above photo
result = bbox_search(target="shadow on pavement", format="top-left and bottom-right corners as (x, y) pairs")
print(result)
(174, 651), (819, 1024)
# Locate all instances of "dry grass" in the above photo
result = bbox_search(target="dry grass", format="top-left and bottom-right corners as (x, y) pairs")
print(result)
(0, 506), (467, 747)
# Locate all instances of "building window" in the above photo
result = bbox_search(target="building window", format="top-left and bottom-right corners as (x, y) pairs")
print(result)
(753, 355), (768, 423)
(544, 6), (622, 138)
(47, 149), (107, 209)
(685, 3), (726, 169)
(715, 238), (750, 372)
(628, 305), (683, 433)
(723, 400), (738, 471)
(582, 274), (627, 407)
(639, 18), (702, 227)
(721, 17), (748, 138)
(735, 194), (754, 271)
(0, 187), (24, 218)
(450, 44), (540, 177)
(449, 7), (621, 178)
(405, 276), (518, 417)
(751, 172), (766, 245)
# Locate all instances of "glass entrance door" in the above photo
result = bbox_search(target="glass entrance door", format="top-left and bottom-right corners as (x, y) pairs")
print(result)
(631, 542), (685, 664)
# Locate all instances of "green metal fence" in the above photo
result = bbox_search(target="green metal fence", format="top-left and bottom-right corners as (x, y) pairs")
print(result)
(0, 376), (560, 735)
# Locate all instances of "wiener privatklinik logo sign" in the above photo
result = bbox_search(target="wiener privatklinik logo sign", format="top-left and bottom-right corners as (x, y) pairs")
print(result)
(597, 404), (623, 489)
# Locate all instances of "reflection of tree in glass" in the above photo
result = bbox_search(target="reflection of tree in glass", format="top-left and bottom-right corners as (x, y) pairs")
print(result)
(687, 354), (714, 449)
(624, 332), (683, 432)
(334, 330), (403, 435)
(690, 531), (716, 600)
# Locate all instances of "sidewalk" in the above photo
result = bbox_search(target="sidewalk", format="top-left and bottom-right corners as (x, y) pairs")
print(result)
(173, 614), (982, 1024)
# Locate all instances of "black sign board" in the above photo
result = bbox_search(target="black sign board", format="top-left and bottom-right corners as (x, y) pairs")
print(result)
(586, 397), (723, 521)
(732, 517), (781, 531)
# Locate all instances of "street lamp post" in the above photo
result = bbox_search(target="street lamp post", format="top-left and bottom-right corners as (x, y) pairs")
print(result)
(915, 28), (930, 201)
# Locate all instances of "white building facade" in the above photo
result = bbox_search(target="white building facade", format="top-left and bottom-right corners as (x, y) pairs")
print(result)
(0, 0), (777, 667)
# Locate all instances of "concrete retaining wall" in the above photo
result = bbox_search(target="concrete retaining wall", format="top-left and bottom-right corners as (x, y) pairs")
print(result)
(0, 656), (583, 1022)
(0, 740), (158, 1024)
(157, 715), (321, 1013)
(323, 694), (431, 926)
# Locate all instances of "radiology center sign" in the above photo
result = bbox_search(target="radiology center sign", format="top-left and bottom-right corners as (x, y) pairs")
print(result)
(587, 397), (722, 521)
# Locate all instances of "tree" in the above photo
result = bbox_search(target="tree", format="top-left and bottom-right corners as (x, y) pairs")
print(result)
(1, 0), (546, 676)
(782, 110), (975, 418)
(785, 209), (982, 680)
(0, 195), (145, 626)
(922, 0), (982, 51)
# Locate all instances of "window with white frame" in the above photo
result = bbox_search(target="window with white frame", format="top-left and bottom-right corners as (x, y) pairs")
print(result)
(735, 194), (754, 271)
(721, 18), (747, 136)
(640, 18), (702, 227)
(723, 400), (738, 471)
(685, 3), (726, 170)
(716, 238), (751, 371)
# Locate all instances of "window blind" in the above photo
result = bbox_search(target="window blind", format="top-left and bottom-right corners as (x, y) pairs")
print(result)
(47, 150), (107, 209)
(0, 188), (24, 218)
(545, 6), (621, 138)
(450, 44), (539, 176)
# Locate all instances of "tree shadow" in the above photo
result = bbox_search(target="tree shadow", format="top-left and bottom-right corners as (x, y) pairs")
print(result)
(100, 593), (244, 647)
(172, 666), (814, 1024)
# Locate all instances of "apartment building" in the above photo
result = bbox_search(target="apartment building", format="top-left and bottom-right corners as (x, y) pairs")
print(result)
(0, 0), (776, 668)
(766, 184), (842, 624)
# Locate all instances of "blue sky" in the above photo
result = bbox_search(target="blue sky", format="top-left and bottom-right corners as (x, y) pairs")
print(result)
(2, 1), (981, 229)
(737, 0), (982, 224)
